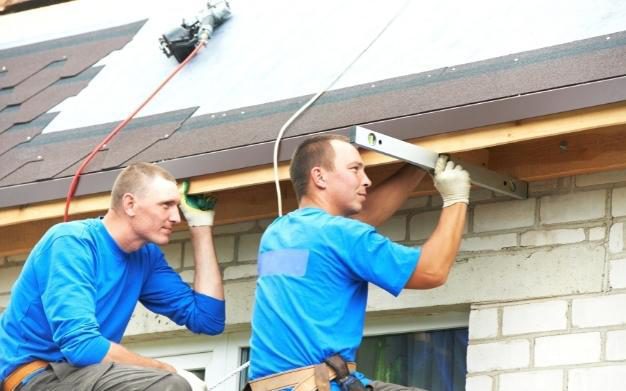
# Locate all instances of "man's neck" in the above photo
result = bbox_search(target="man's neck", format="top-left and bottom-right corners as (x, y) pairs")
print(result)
(102, 210), (144, 253)
(299, 196), (343, 217)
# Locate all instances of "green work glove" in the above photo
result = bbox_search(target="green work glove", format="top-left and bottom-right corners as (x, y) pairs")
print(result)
(179, 180), (217, 227)
(433, 155), (471, 208)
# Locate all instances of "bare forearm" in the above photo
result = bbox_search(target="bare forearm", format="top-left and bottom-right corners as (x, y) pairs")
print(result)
(190, 226), (224, 299)
(355, 164), (426, 226)
(406, 203), (467, 289)
(103, 342), (175, 372)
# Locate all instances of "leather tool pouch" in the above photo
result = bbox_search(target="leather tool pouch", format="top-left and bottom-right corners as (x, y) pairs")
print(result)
(323, 355), (367, 391)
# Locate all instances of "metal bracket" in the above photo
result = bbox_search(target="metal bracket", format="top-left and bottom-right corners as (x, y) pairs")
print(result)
(350, 126), (528, 199)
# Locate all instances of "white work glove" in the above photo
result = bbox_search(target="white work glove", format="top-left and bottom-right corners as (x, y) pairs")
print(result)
(179, 180), (217, 227)
(175, 367), (208, 391)
(433, 155), (471, 208)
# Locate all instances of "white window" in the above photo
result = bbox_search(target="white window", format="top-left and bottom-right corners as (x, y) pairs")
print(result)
(127, 311), (468, 391)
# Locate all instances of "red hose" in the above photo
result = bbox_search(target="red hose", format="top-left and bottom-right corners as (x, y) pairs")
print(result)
(63, 42), (206, 221)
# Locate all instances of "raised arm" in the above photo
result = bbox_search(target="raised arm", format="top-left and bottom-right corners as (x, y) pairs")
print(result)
(353, 164), (426, 227)
(188, 225), (223, 299)
(178, 181), (224, 299)
(405, 157), (470, 289)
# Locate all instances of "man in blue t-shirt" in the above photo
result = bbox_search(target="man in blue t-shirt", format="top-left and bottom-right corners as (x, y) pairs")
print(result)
(0, 163), (223, 391)
(249, 135), (470, 391)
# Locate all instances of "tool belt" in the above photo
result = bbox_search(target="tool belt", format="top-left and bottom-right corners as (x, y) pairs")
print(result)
(2, 360), (48, 391)
(249, 355), (366, 391)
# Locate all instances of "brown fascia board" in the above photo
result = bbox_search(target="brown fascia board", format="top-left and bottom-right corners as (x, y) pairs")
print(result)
(1, 74), (626, 209)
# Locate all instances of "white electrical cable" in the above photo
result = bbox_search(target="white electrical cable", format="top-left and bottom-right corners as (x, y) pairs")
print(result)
(272, 0), (411, 216)
(206, 360), (250, 391)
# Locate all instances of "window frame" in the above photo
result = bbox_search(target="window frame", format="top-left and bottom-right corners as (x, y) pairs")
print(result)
(126, 311), (469, 390)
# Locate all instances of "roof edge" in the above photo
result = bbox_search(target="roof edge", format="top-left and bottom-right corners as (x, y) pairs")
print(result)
(1, 75), (626, 213)
(2, 99), (626, 228)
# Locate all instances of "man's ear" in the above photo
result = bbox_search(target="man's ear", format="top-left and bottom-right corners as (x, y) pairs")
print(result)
(122, 193), (137, 217)
(310, 167), (327, 189)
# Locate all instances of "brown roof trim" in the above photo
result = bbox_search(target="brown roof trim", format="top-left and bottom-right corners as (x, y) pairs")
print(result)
(1, 74), (625, 209)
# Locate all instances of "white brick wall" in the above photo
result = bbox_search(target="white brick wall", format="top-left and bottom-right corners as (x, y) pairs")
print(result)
(371, 245), (606, 313)
(609, 223), (624, 254)
(182, 236), (236, 266)
(0, 294), (10, 308)
(467, 340), (530, 372)
(606, 329), (626, 360)
(0, 266), (22, 294)
(409, 210), (441, 241)
(589, 226), (606, 241)
(398, 196), (429, 211)
(572, 294), (626, 328)
(568, 365), (626, 391)
(499, 370), (562, 391)
(534, 332), (601, 367)
(610, 259), (626, 289)
(238, 233), (262, 261)
(502, 301), (567, 336)
(224, 264), (257, 280)
(469, 308), (498, 340)
(520, 228), (585, 247)
(576, 169), (626, 187)
(473, 199), (536, 232)
(377, 215), (406, 241)
(611, 187), (626, 217)
(465, 375), (493, 391)
(461, 234), (517, 252)
(540, 190), (606, 224)
(468, 293), (626, 390)
(161, 242), (183, 269)
(528, 178), (560, 195)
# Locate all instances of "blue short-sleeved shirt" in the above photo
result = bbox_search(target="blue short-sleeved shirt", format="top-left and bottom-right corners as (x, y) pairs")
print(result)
(0, 218), (225, 381)
(249, 208), (420, 380)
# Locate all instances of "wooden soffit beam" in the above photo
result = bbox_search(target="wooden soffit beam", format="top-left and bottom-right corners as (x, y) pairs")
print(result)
(1, 100), (626, 230)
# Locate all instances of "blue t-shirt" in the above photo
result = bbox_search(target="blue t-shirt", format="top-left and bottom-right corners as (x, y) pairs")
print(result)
(0, 218), (225, 381)
(249, 208), (420, 381)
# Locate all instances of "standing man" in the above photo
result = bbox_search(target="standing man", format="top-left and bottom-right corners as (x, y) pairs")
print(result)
(248, 134), (470, 391)
(0, 162), (224, 391)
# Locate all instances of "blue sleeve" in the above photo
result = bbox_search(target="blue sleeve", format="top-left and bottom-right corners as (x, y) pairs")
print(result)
(139, 246), (225, 335)
(36, 235), (111, 366)
(333, 217), (420, 296)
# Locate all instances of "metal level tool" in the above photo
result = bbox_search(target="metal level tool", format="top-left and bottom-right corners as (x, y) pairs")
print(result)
(350, 126), (528, 199)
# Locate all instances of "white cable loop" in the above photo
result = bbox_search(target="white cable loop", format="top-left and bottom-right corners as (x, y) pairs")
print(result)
(206, 361), (250, 390)
(272, 0), (411, 217)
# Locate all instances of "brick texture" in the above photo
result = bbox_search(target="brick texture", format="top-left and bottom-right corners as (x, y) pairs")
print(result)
(540, 190), (605, 224)
(535, 332), (601, 367)
(568, 364), (626, 391)
(499, 370), (562, 391)
(467, 340), (530, 372)
(502, 301), (567, 336)
(469, 308), (498, 340)
(572, 294), (626, 328)
(474, 199), (535, 232)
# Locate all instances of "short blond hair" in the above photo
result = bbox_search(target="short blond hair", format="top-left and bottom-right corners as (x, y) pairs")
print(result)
(110, 162), (176, 209)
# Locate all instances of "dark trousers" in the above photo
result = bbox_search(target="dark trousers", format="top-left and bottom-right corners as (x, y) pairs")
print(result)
(19, 362), (191, 391)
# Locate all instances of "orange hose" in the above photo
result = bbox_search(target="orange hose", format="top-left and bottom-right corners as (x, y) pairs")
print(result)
(63, 42), (206, 221)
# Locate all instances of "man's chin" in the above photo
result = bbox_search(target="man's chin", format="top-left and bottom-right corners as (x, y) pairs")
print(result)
(152, 235), (171, 245)
(346, 205), (363, 216)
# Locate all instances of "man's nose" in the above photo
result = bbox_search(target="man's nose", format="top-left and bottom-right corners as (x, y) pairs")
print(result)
(363, 172), (372, 188)
(171, 206), (181, 223)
